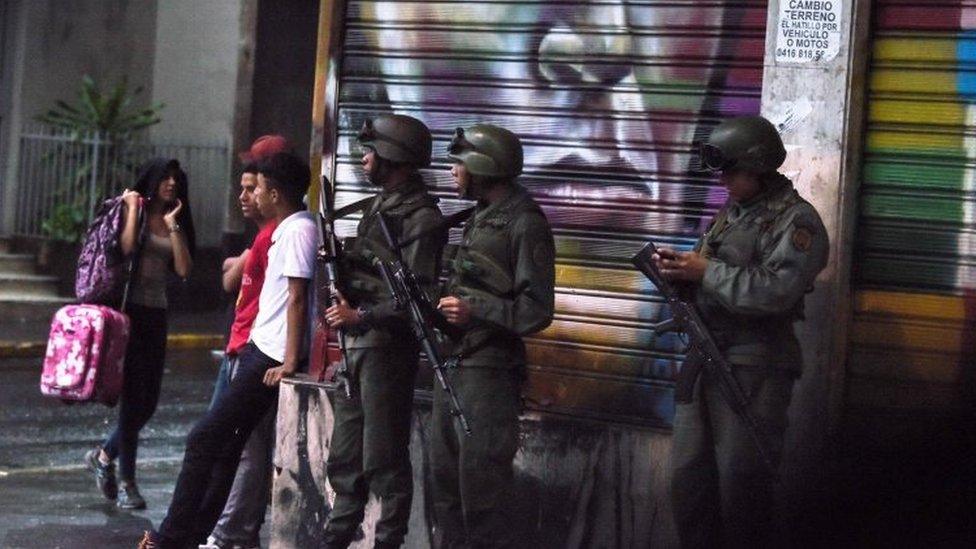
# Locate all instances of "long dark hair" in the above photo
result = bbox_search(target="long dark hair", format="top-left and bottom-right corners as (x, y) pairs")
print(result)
(133, 157), (197, 258)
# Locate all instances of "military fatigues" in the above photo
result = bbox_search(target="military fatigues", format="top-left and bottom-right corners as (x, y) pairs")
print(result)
(431, 184), (555, 549)
(323, 174), (445, 547)
(670, 173), (829, 548)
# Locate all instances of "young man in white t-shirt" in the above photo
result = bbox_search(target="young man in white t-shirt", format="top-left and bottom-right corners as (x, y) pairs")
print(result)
(141, 153), (317, 549)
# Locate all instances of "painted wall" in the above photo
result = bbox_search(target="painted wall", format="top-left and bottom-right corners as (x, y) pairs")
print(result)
(0, 0), (158, 234)
(322, 0), (769, 429)
(150, 0), (241, 145)
(848, 1), (976, 414)
(150, 0), (243, 250)
(17, 0), (158, 125)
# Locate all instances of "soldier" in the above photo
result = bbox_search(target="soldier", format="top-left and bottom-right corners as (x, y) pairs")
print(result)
(653, 115), (829, 547)
(434, 124), (556, 548)
(322, 114), (446, 549)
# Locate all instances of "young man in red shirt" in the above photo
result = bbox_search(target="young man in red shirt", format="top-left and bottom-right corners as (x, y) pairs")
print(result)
(203, 136), (289, 549)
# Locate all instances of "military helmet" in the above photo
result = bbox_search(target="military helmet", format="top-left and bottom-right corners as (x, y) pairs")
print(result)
(357, 114), (432, 168)
(447, 124), (523, 179)
(699, 116), (786, 174)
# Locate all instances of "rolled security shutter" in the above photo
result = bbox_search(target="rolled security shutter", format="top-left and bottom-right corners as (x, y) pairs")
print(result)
(850, 1), (976, 412)
(330, 1), (768, 427)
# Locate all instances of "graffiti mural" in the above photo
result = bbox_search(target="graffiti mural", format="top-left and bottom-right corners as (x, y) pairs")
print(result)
(326, 0), (768, 427)
(850, 1), (976, 411)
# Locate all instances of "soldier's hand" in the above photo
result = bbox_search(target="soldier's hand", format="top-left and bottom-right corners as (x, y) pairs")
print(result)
(656, 249), (708, 282)
(325, 296), (360, 328)
(438, 296), (471, 326)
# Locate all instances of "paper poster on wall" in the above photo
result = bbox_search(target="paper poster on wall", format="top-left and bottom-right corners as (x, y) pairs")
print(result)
(775, 0), (842, 64)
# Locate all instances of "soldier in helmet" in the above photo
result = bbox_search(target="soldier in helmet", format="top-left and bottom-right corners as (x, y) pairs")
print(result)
(322, 114), (446, 549)
(653, 115), (829, 547)
(434, 124), (556, 548)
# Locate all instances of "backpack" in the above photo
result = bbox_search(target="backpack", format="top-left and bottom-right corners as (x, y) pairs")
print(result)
(74, 196), (143, 306)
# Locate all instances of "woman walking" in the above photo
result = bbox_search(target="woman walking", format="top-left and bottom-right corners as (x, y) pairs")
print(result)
(85, 158), (196, 509)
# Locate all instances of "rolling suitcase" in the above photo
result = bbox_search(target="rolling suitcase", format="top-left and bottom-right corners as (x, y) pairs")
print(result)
(40, 304), (130, 406)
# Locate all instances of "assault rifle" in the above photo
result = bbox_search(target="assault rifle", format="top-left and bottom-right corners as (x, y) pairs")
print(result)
(373, 213), (472, 436)
(315, 176), (371, 399)
(631, 242), (780, 480)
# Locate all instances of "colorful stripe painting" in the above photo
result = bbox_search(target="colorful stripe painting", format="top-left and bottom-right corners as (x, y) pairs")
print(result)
(852, 0), (976, 411)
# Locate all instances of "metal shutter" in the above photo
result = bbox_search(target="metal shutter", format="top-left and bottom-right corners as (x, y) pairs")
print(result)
(328, 1), (768, 427)
(850, 1), (976, 411)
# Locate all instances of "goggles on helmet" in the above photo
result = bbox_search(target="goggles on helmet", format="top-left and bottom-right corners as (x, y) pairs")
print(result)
(698, 142), (737, 173)
(357, 119), (376, 143)
(448, 127), (476, 156)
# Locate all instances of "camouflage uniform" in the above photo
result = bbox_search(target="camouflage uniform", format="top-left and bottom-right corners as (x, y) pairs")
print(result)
(670, 116), (829, 548)
(323, 116), (445, 549)
(432, 125), (555, 548)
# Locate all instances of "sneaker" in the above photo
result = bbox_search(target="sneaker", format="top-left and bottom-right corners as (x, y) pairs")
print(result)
(197, 536), (221, 549)
(117, 481), (147, 510)
(199, 535), (260, 549)
(84, 448), (117, 500)
(137, 530), (161, 549)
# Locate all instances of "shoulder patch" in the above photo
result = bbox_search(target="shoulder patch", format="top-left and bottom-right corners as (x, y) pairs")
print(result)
(791, 226), (814, 252)
(533, 240), (555, 269)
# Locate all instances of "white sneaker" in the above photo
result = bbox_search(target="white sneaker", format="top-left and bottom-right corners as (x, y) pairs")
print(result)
(198, 536), (221, 549)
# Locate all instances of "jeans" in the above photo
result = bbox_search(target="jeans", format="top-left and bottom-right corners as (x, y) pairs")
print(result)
(158, 343), (280, 545)
(103, 303), (168, 483)
(208, 354), (236, 410)
(208, 353), (276, 545)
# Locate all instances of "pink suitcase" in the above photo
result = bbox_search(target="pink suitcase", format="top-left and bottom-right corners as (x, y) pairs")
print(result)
(40, 304), (130, 406)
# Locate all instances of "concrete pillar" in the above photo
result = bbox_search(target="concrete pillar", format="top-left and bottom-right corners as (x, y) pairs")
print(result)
(759, 0), (872, 531)
(0, 0), (27, 235)
(225, 0), (259, 240)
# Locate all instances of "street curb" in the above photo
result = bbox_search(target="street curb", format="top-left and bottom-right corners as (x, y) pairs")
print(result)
(0, 333), (224, 359)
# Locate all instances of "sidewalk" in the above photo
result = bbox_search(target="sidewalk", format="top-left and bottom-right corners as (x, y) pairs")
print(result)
(0, 309), (227, 359)
(0, 348), (271, 548)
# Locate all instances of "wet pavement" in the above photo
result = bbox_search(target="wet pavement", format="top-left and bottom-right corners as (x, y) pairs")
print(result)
(0, 349), (270, 548)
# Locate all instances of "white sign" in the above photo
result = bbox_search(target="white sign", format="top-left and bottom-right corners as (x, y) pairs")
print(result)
(775, 0), (843, 64)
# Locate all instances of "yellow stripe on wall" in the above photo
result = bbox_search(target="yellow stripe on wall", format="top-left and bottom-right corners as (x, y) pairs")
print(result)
(869, 99), (966, 126)
(873, 38), (957, 63)
(871, 69), (957, 94)
(852, 318), (964, 354)
(867, 130), (964, 153)
(855, 290), (968, 322)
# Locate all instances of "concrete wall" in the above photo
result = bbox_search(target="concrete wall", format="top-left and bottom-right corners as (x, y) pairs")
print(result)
(272, 379), (677, 548)
(18, 0), (158, 123)
(0, 0), (158, 234)
(760, 0), (871, 536)
(150, 0), (241, 145)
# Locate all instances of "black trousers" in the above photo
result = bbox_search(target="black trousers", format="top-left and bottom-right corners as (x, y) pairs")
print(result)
(103, 302), (168, 482)
(158, 343), (280, 546)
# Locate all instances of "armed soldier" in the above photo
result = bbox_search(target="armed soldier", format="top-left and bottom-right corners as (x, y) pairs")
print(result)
(434, 125), (556, 548)
(321, 114), (446, 549)
(653, 116), (829, 547)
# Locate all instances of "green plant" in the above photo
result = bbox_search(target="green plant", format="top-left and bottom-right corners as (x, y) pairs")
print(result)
(37, 75), (164, 138)
(41, 203), (88, 243)
(34, 76), (165, 235)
